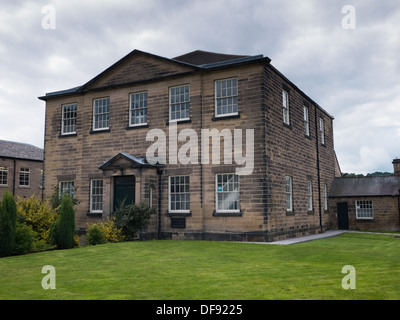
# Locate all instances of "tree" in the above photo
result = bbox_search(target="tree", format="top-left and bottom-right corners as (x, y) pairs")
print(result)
(50, 194), (76, 249)
(0, 191), (17, 257)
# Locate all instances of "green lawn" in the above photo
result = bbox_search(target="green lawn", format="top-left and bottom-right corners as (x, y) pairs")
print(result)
(0, 233), (399, 300)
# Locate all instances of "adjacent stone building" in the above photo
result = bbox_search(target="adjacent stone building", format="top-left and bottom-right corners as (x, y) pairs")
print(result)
(329, 159), (400, 232)
(39, 49), (337, 241)
(0, 140), (44, 200)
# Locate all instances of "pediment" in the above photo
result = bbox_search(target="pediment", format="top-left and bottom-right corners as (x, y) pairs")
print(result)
(81, 50), (198, 91)
(99, 152), (161, 170)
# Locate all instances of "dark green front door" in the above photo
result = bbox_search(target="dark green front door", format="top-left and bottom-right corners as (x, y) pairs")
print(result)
(114, 176), (135, 211)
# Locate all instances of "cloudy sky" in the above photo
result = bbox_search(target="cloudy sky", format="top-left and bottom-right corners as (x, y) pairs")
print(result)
(0, 0), (399, 174)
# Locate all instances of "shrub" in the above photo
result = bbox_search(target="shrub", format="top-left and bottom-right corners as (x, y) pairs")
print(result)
(17, 196), (58, 243)
(14, 223), (36, 255)
(86, 217), (124, 245)
(86, 224), (107, 245)
(0, 191), (17, 257)
(50, 194), (76, 249)
(113, 202), (155, 241)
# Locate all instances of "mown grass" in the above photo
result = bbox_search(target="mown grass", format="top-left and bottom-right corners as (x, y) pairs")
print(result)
(0, 233), (399, 300)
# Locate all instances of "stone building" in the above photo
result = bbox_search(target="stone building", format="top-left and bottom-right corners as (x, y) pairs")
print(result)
(39, 49), (337, 241)
(0, 140), (44, 200)
(329, 159), (400, 232)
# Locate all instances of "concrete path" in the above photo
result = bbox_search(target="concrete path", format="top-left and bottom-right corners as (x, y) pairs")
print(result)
(267, 230), (346, 245)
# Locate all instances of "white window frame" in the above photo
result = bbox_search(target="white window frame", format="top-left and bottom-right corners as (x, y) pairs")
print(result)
(169, 85), (190, 122)
(320, 118), (325, 145)
(19, 168), (30, 187)
(216, 173), (240, 213)
(283, 90), (290, 125)
(90, 180), (103, 213)
(129, 91), (148, 127)
(356, 200), (374, 220)
(285, 176), (293, 212)
(0, 166), (8, 186)
(215, 78), (238, 117)
(59, 181), (74, 197)
(323, 184), (328, 211)
(307, 180), (313, 211)
(93, 97), (110, 131)
(304, 106), (310, 136)
(169, 176), (190, 213)
(61, 103), (77, 135)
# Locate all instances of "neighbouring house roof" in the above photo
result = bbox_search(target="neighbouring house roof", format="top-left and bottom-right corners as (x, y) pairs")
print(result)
(329, 176), (400, 198)
(0, 140), (43, 161)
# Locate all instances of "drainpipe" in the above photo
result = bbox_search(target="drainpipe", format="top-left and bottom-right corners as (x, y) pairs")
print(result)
(157, 168), (163, 240)
(12, 158), (16, 196)
(314, 107), (322, 231)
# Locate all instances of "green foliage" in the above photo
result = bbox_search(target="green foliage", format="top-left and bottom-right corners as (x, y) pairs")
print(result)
(50, 194), (76, 249)
(14, 223), (36, 255)
(113, 202), (155, 241)
(86, 224), (107, 245)
(49, 185), (79, 211)
(17, 196), (58, 243)
(0, 191), (17, 257)
(86, 216), (124, 245)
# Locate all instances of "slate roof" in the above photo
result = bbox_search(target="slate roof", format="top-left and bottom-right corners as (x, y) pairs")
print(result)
(39, 49), (270, 100)
(98, 152), (161, 170)
(173, 50), (250, 66)
(0, 140), (43, 161)
(329, 176), (400, 197)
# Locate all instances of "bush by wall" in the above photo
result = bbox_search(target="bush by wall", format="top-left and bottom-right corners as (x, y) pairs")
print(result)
(0, 191), (17, 257)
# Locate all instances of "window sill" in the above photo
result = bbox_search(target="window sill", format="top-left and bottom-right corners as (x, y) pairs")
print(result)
(59, 133), (77, 138)
(87, 212), (103, 217)
(90, 129), (110, 134)
(213, 210), (242, 217)
(165, 211), (192, 217)
(212, 113), (240, 121)
(283, 123), (292, 129)
(126, 124), (149, 130)
(166, 119), (191, 126)
(307, 210), (315, 215)
(286, 210), (295, 216)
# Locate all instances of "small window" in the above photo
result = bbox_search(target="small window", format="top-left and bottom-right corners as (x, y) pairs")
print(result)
(169, 176), (190, 213)
(320, 118), (325, 145)
(282, 90), (290, 125)
(215, 78), (238, 117)
(307, 180), (313, 211)
(356, 200), (373, 219)
(323, 184), (328, 211)
(19, 168), (30, 187)
(90, 180), (103, 213)
(285, 176), (293, 212)
(0, 166), (8, 186)
(93, 97), (110, 130)
(59, 181), (74, 197)
(304, 106), (310, 136)
(216, 174), (239, 212)
(62, 103), (77, 135)
(130, 92), (147, 126)
(169, 85), (190, 121)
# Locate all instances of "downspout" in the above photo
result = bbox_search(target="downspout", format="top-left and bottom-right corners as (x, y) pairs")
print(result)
(12, 158), (16, 196)
(157, 168), (163, 240)
(314, 106), (322, 231)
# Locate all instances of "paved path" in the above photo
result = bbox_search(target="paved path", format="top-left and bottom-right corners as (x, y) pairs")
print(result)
(267, 230), (346, 245)
(256, 230), (398, 245)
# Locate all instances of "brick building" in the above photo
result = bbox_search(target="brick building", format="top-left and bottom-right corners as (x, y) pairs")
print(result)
(39, 49), (337, 241)
(0, 140), (44, 200)
(329, 159), (400, 232)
